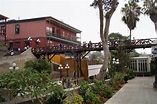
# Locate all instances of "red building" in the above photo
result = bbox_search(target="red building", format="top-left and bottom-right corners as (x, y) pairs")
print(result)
(0, 16), (81, 51)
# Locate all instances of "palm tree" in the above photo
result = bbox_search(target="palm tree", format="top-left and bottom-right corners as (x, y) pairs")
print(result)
(121, 1), (141, 41)
(143, 0), (157, 34)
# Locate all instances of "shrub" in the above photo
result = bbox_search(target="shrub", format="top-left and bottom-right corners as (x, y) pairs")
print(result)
(0, 92), (5, 103)
(79, 82), (91, 98)
(126, 68), (135, 79)
(72, 94), (83, 104)
(92, 80), (113, 99)
(25, 59), (53, 74)
(109, 72), (125, 90)
(46, 85), (67, 104)
(86, 93), (102, 104)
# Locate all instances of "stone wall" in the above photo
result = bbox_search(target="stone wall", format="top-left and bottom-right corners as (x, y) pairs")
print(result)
(0, 48), (36, 74)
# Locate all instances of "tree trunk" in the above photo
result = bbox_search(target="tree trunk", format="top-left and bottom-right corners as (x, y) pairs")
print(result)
(129, 29), (131, 42)
(97, 0), (118, 79)
(155, 22), (157, 34)
(150, 13), (157, 35)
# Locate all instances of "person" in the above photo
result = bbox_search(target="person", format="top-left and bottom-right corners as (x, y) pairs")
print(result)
(83, 41), (86, 48)
(88, 41), (92, 48)
(10, 50), (14, 56)
(59, 43), (62, 49)
(66, 79), (72, 88)
(72, 80), (78, 87)
(18, 47), (21, 53)
(24, 46), (27, 51)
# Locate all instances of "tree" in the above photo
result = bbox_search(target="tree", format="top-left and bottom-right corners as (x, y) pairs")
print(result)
(109, 33), (131, 73)
(142, 0), (157, 34)
(88, 51), (104, 65)
(91, 0), (119, 79)
(121, 1), (141, 41)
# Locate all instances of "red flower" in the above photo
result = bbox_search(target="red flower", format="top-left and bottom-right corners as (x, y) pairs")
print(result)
(100, 93), (104, 97)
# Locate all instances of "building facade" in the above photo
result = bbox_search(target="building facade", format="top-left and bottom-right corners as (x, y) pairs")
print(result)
(0, 16), (81, 51)
(130, 56), (151, 75)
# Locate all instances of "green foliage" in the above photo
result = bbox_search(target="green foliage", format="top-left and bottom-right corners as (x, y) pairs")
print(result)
(0, 68), (57, 101)
(109, 33), (131, 73)
(130, 50), (140, 57)
(0, 92), (5, 102)
(46, 85), (67, 104)
(108, 64), (116, 78)
(92, 80), (113, 99)
(121, 1), (141, 30)
(72, 94), (83, 104)
(110, 73), (125, 90)
(86, 93), (102, 104)
(142, 0), (157, 15)
(126, 68), (135, 79)
(79, 82), (91, 99)
(25, 59), (52, 74)
(79, 80), (113, 103)
(88, 52), (104, 64)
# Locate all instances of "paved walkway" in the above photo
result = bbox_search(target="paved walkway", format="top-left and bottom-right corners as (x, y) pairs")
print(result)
(105, 77), (157, 104)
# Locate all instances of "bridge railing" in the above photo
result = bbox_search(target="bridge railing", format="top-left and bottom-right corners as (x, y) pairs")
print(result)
(31, 38), (157, 53)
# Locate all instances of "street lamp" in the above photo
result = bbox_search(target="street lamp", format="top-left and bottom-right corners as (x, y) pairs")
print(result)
(36, 39), (41, 43)
(65, 63), (70, 77)
(58, 64), (63, 80)
(36, 39), (41, 49)
(113, 58), (119, 72)
(9, 63), (19, 71)
(27, 37), (32, 47)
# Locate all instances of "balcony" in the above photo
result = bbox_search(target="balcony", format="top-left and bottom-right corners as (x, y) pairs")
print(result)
(46, 34), (81, 45)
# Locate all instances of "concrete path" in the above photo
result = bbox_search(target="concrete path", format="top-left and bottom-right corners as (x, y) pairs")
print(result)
(105, 77), (157, 104)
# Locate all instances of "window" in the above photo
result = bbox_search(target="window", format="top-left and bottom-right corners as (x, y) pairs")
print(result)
(14, 42), (20, 47)
(15, 24), (20, 34)
(56, 29), (61, 35)
(1, 25), (5, 35)
(52, 27), (55, 35)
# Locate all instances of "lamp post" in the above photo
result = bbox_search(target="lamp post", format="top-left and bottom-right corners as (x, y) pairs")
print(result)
(9, 63), (19, 71)
(115, 59), (119, 72)
(58, 64), (63, 80)
(113, 58), (119, 72)
(36, 39), (41, 50)
(65, 63), (70, 77)
(27, 37), (32, 47)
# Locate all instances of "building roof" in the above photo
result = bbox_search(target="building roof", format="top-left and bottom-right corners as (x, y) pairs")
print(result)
(0, 16), (81, 33)
(0, 14), (8, 20)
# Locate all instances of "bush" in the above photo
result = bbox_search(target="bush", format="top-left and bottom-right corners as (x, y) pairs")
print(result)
(46, 85), (67, 104)
(72, 94), (83, 104)
(79, 81), (91, 98)
(86, 93), (102, 104)
(92, 80), (113, 99)
(25, 59), (53, 74)
(0, 92), (5, 103)
(109, 72), (125, 90)
(126, 69), (135, 79)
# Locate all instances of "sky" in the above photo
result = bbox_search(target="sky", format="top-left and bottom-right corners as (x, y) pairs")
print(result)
(0, 0), (156, 54)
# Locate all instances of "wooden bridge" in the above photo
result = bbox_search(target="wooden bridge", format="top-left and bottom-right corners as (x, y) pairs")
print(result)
(32, 38), (157, 59)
